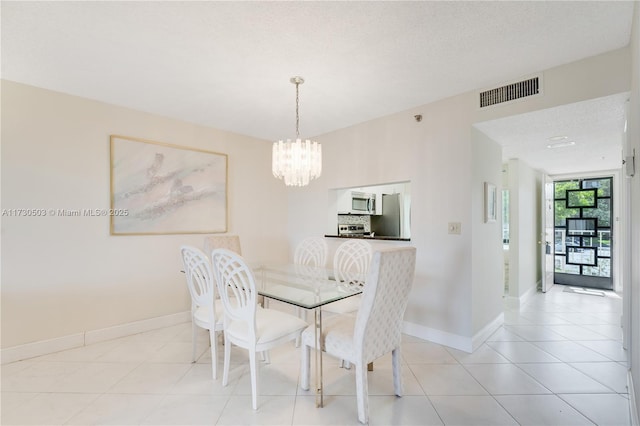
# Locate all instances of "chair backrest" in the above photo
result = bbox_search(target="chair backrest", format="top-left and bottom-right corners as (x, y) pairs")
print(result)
(204, 235), (242, 258)
(333, 239), (372, 285)
(353, 247), (416, 362)
(210, 248), (257, 340)
(294, 237), (328, 267)
(180, 245), (217, 320)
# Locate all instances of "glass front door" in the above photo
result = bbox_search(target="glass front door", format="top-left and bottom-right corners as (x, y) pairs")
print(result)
(553, 177), (613, 290)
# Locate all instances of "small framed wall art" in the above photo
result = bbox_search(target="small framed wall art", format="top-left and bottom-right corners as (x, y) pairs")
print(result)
(110, 135), (228, 235)
(484, 181), (497, 223)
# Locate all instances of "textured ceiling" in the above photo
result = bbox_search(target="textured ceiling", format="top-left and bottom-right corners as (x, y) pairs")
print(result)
(1, 1), (635, 175)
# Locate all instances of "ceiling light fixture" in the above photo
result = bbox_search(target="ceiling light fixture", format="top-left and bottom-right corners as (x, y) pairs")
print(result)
(546, 140), (576, 149)
(272, 76), (322, 187)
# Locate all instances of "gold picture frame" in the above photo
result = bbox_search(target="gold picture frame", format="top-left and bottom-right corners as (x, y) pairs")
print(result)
(110, 135), (227, 235)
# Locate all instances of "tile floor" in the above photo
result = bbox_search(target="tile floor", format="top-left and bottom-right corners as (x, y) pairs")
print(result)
(1, 285), (632, 425)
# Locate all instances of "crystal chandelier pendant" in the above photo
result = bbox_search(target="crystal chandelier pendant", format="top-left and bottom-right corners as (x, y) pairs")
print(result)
(272, 77), (322, 187)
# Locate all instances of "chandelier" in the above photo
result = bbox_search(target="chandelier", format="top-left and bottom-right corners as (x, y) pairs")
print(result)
(272, 76), (322, 187)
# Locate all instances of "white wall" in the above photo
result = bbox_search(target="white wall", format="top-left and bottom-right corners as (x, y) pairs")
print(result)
(626, 2), (640, 422)
(505, 159), (542, 305)
(1, 81), (288, 350)
(471, 129), (504, 340)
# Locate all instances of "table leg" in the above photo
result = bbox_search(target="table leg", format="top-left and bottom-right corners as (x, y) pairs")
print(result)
(314, 308), (324, 408)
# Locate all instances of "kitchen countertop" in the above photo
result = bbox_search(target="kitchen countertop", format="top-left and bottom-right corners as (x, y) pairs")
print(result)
(324, 234), (411, 241)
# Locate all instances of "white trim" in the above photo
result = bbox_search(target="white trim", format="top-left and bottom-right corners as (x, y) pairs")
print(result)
(1, 311), (190, 364)
(630, 370), (639, 426)
(505, 284), (537, 309)
(0, 333), (85, 365)
(472, 312), (504, 351)
(402, 320), (472, 353)
(85, 311), (190, 345)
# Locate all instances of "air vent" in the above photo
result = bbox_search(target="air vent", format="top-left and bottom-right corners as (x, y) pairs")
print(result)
(479, 76), (540, 108)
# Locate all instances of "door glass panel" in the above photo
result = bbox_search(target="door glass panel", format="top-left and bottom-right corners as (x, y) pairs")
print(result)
(583, 198), (611, 226)
(583, 259), (610, 277)
(555, 180), (579, 198)
(554, 201), (580, 226)
(553, 177), (613, 289)
(555, 255), (580, 274)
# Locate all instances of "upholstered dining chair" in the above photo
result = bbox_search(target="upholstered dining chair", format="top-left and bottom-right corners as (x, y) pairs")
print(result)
(203, 234), (242, 257)
(180, 245), (224, 380)
(300, 246), (417, 424)
(210, 248), (309, 410)
(323, 239), (372, 315)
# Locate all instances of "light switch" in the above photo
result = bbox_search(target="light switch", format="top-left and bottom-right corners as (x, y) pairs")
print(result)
(448, 222), (461, 234)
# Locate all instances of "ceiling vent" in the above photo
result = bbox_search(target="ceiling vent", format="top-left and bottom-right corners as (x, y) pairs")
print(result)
(479, 76), (541, 108)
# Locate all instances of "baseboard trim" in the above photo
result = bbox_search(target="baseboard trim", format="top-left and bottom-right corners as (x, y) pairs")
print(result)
(0, 333), (85, 365)
(471, 312), (504, 351)
(505, 284), (537, 309)
(85, 311), (190, 345)
(402, 320), (472, 353)
(1, 311), (190, 364)
(630, 370), (639, 426)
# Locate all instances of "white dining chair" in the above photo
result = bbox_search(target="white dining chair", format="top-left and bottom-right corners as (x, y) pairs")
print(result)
(180, 245), (224, 380)
(292, 237), (329, 340)
(323, 239), (372, 315)
(294, 236), (328, 267)
(300, 246), (417, 424)
(211, 248), (309, 410)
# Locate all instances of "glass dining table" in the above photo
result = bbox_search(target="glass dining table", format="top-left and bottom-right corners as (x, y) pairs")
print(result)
(252, 263), (363, 408)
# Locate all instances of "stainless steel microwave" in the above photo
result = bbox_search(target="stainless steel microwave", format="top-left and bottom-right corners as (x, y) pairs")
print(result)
(351, 191), (376, 214)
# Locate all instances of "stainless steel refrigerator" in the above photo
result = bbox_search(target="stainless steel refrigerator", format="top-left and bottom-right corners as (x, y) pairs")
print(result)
(371, 193), (401, 237)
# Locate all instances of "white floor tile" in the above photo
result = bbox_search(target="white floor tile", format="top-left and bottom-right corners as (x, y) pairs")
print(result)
(106, 363), (193, 394)
(216, 395), (296, 425)
(559, 393), (631, 426)
(486, 341), (562, 363)
(546, 325), (612, 340)
(1, 392), (99, 425)
(401, 341), (459, 364)
(531, 340), (612, 362)
(291, 395), (360, 425)
(1, 361), (83, 392)
(464, 363), (551, 395)
(503, 325), (567, 341)
(517, 363), (614, 394)
(50, 362), (140, 393)
(140, 394), (229, 425)
(576, 340), (628, 362)
(495, 394), (594, 425)
(429, 395), (518, 425)
(168, 363), (240, 396)
(409, 364), (488, 396)
(569, 361), (629, 393)
(65, 394), (165, 425)
(368, 395), (443, 425)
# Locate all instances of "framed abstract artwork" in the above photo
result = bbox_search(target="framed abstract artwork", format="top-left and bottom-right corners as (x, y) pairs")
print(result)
(484, 182), (497, 223)
(110, 135), (227, 235)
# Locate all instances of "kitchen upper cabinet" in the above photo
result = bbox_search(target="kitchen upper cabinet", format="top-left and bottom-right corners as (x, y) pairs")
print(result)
(336, 189), (352, 214)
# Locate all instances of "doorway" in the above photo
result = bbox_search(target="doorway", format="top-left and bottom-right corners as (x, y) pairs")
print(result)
(553, 177), (613, 290)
